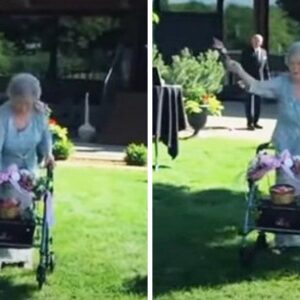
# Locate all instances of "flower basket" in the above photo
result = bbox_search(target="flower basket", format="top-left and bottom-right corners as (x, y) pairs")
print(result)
(0, 165), (45, 220)
(270, 184), (295, 205)
(0, 202), (21, 220)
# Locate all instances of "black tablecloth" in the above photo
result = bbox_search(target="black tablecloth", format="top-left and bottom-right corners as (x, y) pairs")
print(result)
(153, 85), (186, 159)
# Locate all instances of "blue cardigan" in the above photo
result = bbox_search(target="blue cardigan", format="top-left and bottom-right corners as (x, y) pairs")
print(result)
(0, 101), (52, 172)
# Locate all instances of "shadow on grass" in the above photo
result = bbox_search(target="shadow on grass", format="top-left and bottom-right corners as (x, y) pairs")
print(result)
(153, 183), (300, 296)
(0, 275), (36, 300)
(123, 275), (147, 296)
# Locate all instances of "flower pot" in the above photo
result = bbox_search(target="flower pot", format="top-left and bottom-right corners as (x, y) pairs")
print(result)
(54, 155), (67, 161)
(53, 151), (69, 161)
(78, 123), (96, 142)
(187, 110), (208, 135)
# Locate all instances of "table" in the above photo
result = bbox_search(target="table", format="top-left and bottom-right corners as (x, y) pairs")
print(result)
(153, 84), (187, 170)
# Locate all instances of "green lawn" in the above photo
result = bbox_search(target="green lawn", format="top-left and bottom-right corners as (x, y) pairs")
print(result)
(154, 138), (300, 300)
(0, 166), (147, 300)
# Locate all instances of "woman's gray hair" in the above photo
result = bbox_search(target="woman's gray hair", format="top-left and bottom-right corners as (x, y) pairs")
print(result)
(7, 73), (41, 102)
(285, 41), (300, 65)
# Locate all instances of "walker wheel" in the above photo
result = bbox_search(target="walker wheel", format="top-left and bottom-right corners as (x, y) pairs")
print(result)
(37, 264), (46, 289)
(49, 253), (55, 273)
(255, 233), (268, 250)
(239, 246), (255, 267)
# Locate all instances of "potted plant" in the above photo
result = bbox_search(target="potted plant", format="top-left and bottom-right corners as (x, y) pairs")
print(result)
(154, 47), (225, 134)
(185, 87), (224, 135)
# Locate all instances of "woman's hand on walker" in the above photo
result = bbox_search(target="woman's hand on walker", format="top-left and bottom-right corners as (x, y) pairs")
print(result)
(45, 154), (56, 169)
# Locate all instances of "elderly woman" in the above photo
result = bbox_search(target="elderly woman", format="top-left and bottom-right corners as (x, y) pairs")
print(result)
(0, 73), (54, 171)
(226, 41), (300, 247)
(0, 73), (54, 266)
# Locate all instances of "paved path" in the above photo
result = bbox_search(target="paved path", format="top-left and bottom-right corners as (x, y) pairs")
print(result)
(66, 143), (147, 169)
(69, 102), (276, 163)
(182, 101), (278, 142)
(72, 142), (125, 161)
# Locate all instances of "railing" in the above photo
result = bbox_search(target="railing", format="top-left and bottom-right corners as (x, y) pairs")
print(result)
(99, 43), (126, 131)
(102, 44), (124, 102)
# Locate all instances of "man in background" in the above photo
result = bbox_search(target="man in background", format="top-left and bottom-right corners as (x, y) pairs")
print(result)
(241, 34), (270, 130)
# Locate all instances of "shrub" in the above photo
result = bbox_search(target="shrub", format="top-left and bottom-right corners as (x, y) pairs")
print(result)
(52, 139), (74, 160)
(153, 44), (169, 79)
(154, 47), (225, 115)
(9, 52), (49, 78)
(49, 119), (74, 160)
(167, 48), (225, 97)
(125, 143), (147, 166)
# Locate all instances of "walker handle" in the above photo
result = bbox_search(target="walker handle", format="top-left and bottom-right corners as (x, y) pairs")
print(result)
(256, 142), (273, 154)
(46, 164), (54, 185)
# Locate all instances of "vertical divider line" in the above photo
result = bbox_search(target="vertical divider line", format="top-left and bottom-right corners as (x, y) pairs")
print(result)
(147, 1), (154, 299)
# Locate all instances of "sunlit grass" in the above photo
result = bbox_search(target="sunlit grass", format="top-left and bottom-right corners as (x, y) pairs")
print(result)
(0, 166), (147, 300)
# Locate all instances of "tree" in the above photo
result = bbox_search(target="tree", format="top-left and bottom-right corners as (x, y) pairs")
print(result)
(0, 16), (120, 79)
(269, 6), (300, 54)
(276, 0), (300, 22)
(224, 5), (254, 49)
(160, 0), (216, 12)
(224, 4), (300, 54)
(0, 34), (15, 75)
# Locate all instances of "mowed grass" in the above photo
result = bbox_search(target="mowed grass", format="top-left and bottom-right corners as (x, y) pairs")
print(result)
(0, 166), (147, 300)
(154, 138), (300, 300)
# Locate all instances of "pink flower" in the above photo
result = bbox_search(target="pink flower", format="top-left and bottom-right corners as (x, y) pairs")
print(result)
(261, 158), (279, 169)
(10, 171), (20, 182)
(0, 173), (9, 182)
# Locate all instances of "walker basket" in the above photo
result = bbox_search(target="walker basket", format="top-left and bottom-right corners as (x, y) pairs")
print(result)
(0, 219), (35, 248)
(256, 200), (300, 231)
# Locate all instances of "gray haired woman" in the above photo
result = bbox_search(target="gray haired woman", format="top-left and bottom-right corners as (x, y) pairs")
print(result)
(227, 41), (300, 248)
(0, 73), (54, 266)
(0, 73), (54, 171)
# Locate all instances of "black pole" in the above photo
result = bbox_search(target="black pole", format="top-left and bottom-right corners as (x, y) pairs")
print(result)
(254, 0), (269, 51)
(217, 0), (224, 41)
(46, 16), (59, 80)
